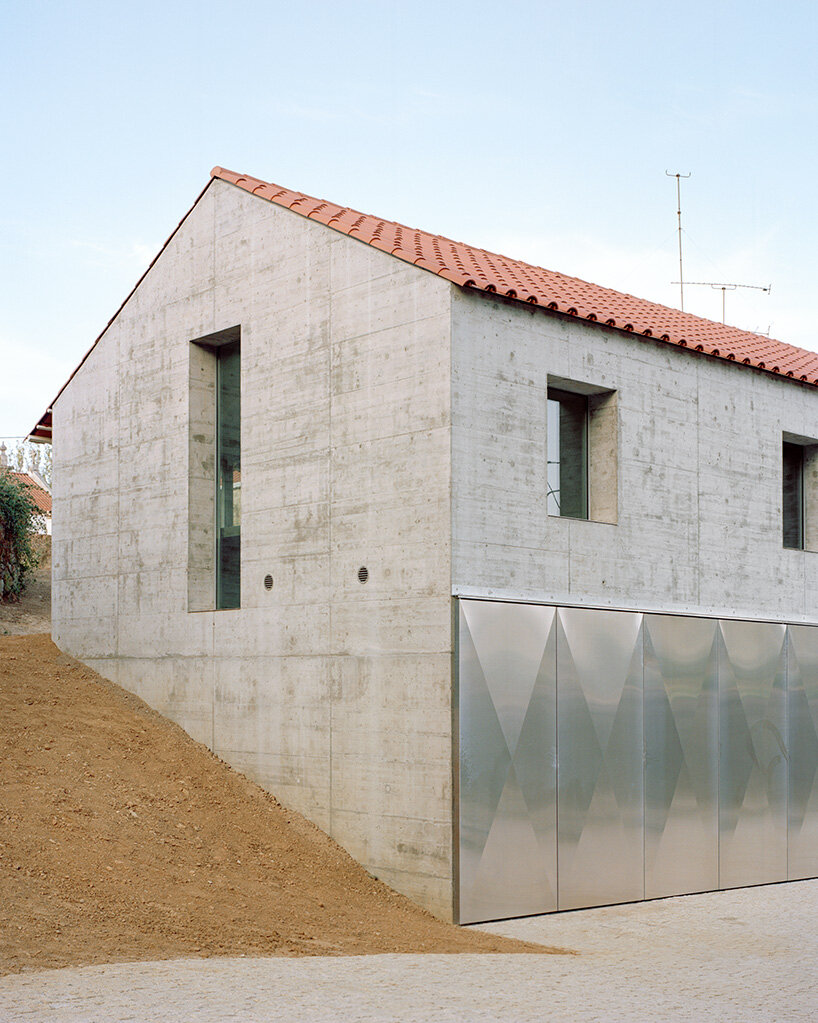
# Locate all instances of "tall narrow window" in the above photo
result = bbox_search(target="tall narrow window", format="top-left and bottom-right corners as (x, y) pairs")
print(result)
(216, 340), (241, 607)
(783, 440), (804, 550)
(547, 388), (588, 519)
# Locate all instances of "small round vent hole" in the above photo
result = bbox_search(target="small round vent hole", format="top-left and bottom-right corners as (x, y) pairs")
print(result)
(357, 566), (369, 584)
(264, 574), (274, 591)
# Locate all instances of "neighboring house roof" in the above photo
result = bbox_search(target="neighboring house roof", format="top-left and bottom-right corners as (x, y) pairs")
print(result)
(5, 471), (52, 515)
(29, 167), (818, 443)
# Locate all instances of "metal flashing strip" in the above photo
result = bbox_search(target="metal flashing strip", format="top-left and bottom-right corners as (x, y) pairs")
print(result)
(451, 586), (818, 630)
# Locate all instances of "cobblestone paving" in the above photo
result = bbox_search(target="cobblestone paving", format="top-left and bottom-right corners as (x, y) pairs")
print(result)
(2, 880), (816, 1022)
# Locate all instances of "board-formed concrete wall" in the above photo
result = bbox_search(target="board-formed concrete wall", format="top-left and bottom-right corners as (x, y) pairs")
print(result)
(451, 287), (818, 623)
(52, 179), (455, 917)
(53, 176), (818, 921)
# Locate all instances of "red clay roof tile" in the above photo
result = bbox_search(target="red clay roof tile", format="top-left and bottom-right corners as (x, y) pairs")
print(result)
(212, 165), (818, 386)
(5, 472), (52, 515)
(29, 168), (818, 444)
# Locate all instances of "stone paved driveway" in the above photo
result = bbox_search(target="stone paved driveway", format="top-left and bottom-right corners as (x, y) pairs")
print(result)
(2, 880), (816, 1021)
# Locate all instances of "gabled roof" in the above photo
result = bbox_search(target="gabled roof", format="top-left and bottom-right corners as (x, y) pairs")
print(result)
(29, 167), (818, 443)
(213, 166), (818, 386)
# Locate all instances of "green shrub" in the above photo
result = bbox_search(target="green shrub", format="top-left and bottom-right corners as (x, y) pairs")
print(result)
(0, 470), (41, 601)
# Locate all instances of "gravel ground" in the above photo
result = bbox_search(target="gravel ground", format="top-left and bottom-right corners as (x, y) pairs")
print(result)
(2, 879), (815, 1022)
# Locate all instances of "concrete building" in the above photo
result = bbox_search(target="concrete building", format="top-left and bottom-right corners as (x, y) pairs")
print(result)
(32, 168), (818, 923)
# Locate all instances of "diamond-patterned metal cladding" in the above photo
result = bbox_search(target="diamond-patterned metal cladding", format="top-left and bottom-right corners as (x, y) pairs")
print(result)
(786, 626), (818, 880)
(458, 600), (818, 924)
(556, 607), (644, 911)
(718, 620), (788, 888)
(458, 600), (557, 925)
(644, 615), (719, 899)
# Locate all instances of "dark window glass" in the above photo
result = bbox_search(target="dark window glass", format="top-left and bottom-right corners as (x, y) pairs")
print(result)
(216, 341), (241, 608)
(783, 441), (804, 550)
(547, 388), (588, 519)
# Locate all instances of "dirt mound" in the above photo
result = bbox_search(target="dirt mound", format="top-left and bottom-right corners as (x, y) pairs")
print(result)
(0, 635), (562, 975)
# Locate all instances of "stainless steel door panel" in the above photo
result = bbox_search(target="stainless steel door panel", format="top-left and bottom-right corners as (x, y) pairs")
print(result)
(457, 599), (557, 923)
(457, 601), (818, 924)
(787, 625), (818, 879)
(644, 615), (719, 898)
(718, 620), (788, 888)
(556, 607), (644, 910)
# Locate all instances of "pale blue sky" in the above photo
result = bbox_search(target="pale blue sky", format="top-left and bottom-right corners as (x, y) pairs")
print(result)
(2, 0), (817, 441)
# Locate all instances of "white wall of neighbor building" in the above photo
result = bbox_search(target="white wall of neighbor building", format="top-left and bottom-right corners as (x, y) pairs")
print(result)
(52, 179), (455, 918)
(451, 287), (818, 623)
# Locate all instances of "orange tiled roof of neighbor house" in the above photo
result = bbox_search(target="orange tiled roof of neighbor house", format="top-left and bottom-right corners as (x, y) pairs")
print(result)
(212, 166), (818, 385)
(6, 472), (52, 515)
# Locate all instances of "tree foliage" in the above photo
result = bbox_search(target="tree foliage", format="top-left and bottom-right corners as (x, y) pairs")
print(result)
(0, 470), (41, 601)
(8, 440), (52, 487)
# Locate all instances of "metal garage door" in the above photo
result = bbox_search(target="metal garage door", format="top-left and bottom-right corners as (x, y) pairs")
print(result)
(457, 599), (818, 924)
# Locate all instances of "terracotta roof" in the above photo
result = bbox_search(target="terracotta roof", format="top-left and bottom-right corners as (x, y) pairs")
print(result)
(29, 167), (818, 444)
(5, 472), (52, 515)
(212, 165), (818, 386)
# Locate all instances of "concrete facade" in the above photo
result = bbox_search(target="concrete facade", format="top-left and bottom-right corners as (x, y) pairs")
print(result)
(50, 176), (818, 920)
(451, 287), (818, 619)
(52, 180), (454, 916)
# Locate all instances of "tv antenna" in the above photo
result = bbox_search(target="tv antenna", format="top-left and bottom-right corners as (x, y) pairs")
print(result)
(666, 171), (691, 310)
(673, 280), (772, 324)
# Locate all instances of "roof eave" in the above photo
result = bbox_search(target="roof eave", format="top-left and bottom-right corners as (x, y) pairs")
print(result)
(462, 285), (818, 391)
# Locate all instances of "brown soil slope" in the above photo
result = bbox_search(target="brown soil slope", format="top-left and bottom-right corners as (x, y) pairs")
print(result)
(0, 635), (563, 974)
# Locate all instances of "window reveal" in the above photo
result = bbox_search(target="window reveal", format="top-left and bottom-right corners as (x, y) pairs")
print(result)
(216, 340), (241, 608)
(783, 441), (805, 550)
(547, 388), (589, 519)
(188, 325), (241, 613)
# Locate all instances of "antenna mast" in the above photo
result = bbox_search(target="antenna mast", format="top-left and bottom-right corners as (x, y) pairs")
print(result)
(666, 171), (691, 310)
(677, 281), (772, 324)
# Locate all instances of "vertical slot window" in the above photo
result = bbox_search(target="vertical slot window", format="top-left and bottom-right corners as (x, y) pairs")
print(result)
(783, 440), (804, 550)
(547, 388), (588, 519)
(217, 340), (241, 607)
